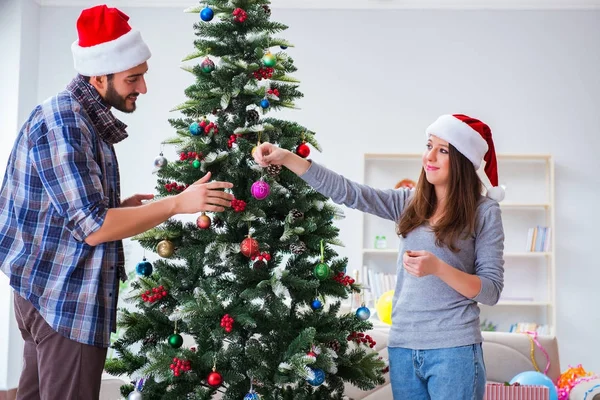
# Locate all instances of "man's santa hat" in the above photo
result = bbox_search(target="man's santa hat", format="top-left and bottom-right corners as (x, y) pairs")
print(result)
(71, 5), (151, 76)
(426, 114), (505, 202)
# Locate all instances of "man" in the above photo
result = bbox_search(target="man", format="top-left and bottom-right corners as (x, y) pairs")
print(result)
(0, 5), (233, 399)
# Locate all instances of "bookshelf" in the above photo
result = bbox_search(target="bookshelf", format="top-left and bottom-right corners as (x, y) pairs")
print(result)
(355, 153), (556, 335)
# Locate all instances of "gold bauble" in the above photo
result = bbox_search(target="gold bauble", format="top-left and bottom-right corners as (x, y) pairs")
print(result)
(156, 240), (175, 258)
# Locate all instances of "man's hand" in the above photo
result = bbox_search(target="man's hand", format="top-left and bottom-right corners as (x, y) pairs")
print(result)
(120, 194), (155, 208)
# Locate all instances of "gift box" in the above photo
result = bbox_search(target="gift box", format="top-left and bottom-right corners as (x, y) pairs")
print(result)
(484, 383), (549, 400)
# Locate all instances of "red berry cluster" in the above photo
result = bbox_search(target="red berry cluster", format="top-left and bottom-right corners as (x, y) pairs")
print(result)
(141, 285), (168, 303)
(164, 182), (189, 193)
(170, 357), (191, 376)
(220, 314), (234, 333)
(253, 67), (274, 80)
(267, 89), (280, 97)
(333, 272), (356, 286)
(227, 133), (242, 148)
(251, 252), (271, 262)
(379, 357), (390, 374)
(179, 151), (203, 161)
(232, 8), (247, 22)
(199, 119), (219, 135)
(347, 331), (376, 348)
(231, 199), (246, 212)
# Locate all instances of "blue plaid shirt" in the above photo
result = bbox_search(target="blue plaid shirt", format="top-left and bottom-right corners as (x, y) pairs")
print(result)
(0, 75), (127, 348)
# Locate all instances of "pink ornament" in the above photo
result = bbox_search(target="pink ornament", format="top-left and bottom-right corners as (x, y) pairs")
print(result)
(251, 180), (270, 200)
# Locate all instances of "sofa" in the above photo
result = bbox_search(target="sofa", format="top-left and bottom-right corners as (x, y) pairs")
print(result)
(100, 329), (600, 400)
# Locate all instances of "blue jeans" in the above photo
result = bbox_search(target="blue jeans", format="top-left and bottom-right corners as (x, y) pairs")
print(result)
(389, 344), (486, 400)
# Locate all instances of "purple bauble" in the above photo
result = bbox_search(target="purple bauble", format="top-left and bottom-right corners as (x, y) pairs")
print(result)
(251, 180), (270, 200)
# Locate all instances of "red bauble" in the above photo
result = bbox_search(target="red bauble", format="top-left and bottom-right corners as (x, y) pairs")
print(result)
(196, 213), (211, 229)
(296, 142), (310, 158)
(307, 351), (317, 358)
(207, 371), (223, 387)
(240, 237), (259, 258)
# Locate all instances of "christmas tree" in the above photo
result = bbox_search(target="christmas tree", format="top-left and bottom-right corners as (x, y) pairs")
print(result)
(105, 1), (386, 399)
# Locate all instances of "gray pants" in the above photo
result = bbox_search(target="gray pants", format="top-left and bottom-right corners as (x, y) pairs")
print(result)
(13, 293), (108, 400)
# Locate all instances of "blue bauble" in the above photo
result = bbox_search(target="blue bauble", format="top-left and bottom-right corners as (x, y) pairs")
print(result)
(306, 368), (325, 386)
(280, 45), (288, 49)
(311, 299), (322, 310)
(189, 121), (200, 135)
(356, 306), (371, 321)
(136, 258), (153, 277)
(200, 7), (214, 21)
(243, 391), (260, 400)
(260, 99), (270, 109)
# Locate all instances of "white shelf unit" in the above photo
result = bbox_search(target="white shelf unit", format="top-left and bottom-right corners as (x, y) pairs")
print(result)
(356, 153), (556, 335)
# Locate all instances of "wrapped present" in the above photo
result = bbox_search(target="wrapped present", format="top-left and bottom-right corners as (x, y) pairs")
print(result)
(484, 383), (549, 400)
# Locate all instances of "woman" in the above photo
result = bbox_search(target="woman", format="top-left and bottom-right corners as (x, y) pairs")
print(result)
(253, 114), (505, 400)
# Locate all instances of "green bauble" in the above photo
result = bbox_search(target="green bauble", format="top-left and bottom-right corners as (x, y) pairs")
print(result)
(262, 52), (276, 67)
(168, 333), (183, 349)
(313, 263), (331, 281)
(192, 159), (201, 168)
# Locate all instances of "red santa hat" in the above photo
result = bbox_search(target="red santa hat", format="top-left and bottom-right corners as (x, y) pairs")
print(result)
(71, 5), (151, 76)
(426, 114), (505, 202)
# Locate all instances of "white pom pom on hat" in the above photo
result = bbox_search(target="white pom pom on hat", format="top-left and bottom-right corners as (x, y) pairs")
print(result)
(426, 114), (505, 202)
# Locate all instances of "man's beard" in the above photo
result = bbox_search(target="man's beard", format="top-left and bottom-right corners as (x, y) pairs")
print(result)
(105, 81), (138, 113)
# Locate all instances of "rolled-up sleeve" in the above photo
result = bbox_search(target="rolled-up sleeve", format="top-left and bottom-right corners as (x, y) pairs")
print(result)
(30, 126), (107, 242)
(472, 203), (505, 305)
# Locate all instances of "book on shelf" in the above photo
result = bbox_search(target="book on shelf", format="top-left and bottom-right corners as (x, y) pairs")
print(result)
(526, 226), (552, 252)
(509, 322), (552, 335)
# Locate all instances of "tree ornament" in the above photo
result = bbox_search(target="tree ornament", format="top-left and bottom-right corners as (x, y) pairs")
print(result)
(306, 368), (325, 386)
(127, 391), (143, 400)
(192, 159), (201, 168)
(266, 164), (282, 177)
(200, 6), (214, 21)
(246, 109), (260, 124)
(140, 285), (168, 303)
(189, 121), (200, 136)
(253, 67), (274, 80)
(251, 252), (271, 269)
(262, 5), (271, 15)
(313, 240), (331, 280)
(213, 216), (224, 228)
(356, 304), (371, 321)
(135, 257), (153, 277)
(153, 152), (168, 170)
(197, 213), (211, 229)
(251, 180), (270, 200)
(311, 299), (322, 311)
(296, 141), (310, 158)
(170, 357), (191, 376)
(290, 209), (304, 222)
(328, 340), (341, 352)
(231, 198), (247, 212)
(241, 237), (259, 258)
(244, 391), (261, 400)
(156, 240), (175, 258)
(168, 333), (183, 349)
(262, 51), (277, 67)
(313, 263), (331, 280)
(290, 241), (307, 255)
(200, 57), (215, 73)
(260, 98), (270, 109)
(280, 45), (288, 49)
(207, 370), (223, 387)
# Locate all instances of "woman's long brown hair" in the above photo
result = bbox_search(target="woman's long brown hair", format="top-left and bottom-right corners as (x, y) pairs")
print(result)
(397, 145), (483, 252)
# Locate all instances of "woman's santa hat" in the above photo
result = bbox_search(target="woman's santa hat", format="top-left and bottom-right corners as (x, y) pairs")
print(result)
(71, 5), (151, 76)
(426, 114), (505, 202)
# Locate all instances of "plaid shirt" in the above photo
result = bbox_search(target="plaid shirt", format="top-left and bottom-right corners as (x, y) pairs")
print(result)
(0, 75), (128, 348)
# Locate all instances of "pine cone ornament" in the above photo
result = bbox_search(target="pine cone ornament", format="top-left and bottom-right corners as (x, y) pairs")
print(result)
(143, 336), (158, 346)
(267, 164), (282, 177)
(213, 216), (224, 228)
(290, 209), (304, 222)
(290, 241), (307, 254)
(328, 340), (341, 352)
(246, 110), (260, 125)
(262, 5), (271, 15)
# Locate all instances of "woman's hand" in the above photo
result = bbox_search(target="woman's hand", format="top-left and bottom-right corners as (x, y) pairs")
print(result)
(253, 142), (291, 167)
(402, 250), (442, 278)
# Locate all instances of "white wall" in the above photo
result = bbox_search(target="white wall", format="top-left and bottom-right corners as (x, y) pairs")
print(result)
(0, 0), (40, 390)
(1, 4), (598, 385)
